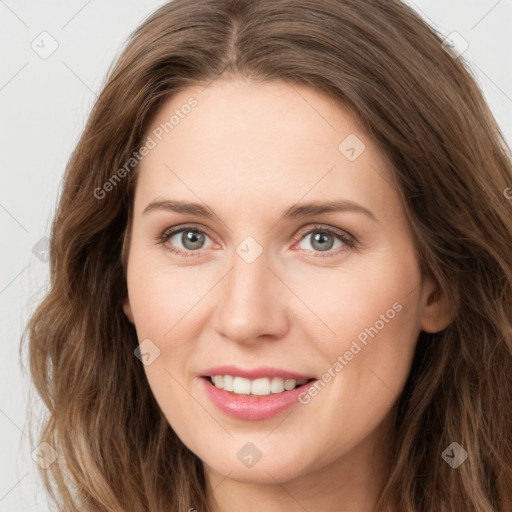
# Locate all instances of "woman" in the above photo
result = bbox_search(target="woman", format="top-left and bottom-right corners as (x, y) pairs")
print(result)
(23, 0), (512, 510)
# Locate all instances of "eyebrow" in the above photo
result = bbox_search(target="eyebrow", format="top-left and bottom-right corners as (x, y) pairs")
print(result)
(142, 198), (377, 222)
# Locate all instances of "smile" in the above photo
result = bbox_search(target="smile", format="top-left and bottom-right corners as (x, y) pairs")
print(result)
(209, 375), (310, 395)
(200, 366), (317, 420)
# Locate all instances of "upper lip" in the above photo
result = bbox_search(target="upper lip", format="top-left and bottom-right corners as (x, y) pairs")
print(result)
(200, 365), (316, 381)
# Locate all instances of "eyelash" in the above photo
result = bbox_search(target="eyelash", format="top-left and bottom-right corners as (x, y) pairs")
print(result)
(155, 223), (357, 259)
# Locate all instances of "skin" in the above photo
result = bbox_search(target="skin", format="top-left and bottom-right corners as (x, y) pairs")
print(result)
(122, 78), (454, 512)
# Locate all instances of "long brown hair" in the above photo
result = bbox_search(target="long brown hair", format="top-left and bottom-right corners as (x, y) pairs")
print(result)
(22, 1), (512, 510)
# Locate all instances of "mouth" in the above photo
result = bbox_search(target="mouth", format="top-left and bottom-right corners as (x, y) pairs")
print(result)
(199, 367), (319, 420)
(204, 375), (316, 396)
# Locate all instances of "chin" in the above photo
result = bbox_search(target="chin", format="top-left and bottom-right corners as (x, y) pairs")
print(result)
(198, 440), (320, 484)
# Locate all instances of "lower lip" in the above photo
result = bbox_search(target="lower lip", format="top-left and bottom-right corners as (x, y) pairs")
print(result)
(201, 377), (316, 420)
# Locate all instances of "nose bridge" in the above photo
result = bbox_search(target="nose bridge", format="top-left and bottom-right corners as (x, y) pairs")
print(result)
(214, 247), (288, 343)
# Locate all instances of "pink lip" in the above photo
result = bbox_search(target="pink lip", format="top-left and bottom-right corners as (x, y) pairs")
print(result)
(200, 376), (317, 421)
(201, 365), (315, 381)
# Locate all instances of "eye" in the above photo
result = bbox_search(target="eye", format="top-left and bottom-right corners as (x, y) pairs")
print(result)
(294, 224), (356, 257)
(156, 223), (357, 259)
(157, 225), (214, 258)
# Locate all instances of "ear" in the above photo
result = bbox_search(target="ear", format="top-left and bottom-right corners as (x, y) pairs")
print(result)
(122, 296), (135, 324)
(420, 276), (457, 333)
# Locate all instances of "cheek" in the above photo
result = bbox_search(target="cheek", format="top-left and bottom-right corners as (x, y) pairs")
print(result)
(292, 249), (422, 354)
(293, 247), (422, 410)
(127, 268), (202, 443)
(126, 247), (208, 339)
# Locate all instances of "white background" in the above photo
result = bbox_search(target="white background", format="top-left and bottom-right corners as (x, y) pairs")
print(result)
(1, 1), (511, 510)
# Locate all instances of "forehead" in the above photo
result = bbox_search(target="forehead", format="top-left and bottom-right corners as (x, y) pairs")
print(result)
(133, 79), (396, 220)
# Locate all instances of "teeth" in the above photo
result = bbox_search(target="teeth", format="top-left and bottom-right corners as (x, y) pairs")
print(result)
(270, 377), (285, 393)
(210, 375), (308, 396)
(284, 379), (296, 391)
(223, 375), (234, 391)
(233, 376), (252, 394)
(251, 378), (270, 396)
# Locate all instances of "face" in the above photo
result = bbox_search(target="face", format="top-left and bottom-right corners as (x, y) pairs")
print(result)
(122, 79), (452, 490)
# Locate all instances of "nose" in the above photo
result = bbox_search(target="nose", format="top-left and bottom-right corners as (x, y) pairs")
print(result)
(213, 249), (290, 345)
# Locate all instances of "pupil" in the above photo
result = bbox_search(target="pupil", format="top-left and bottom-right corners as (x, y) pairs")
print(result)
(312, 232), (333, 251)
(183, 231), (204, 249)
